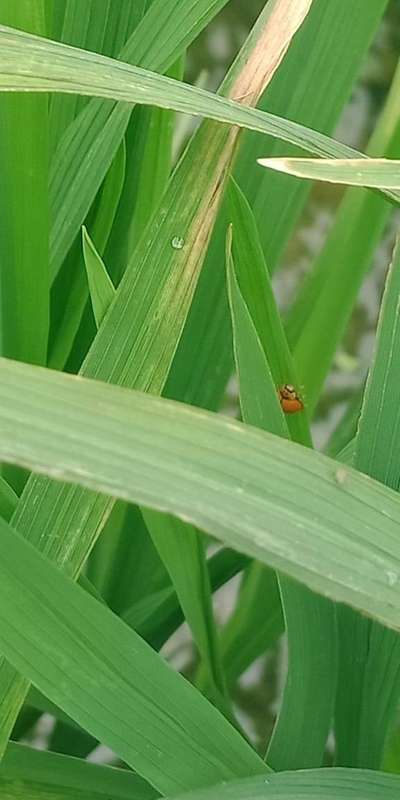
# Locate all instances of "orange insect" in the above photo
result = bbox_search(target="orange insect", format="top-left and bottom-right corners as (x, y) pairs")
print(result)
(278, 383), (304, 414)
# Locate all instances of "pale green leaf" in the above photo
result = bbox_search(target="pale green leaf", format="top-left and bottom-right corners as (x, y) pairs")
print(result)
(0, 358), (399, 632)
(258, 156), (400, 189)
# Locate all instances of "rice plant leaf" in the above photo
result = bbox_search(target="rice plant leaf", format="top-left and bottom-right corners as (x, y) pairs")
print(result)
(335, 238), (400, 769)
(0, 515), (264, 793)
(82, 227), (116, 329)
(164, 768), (400, 800)
(355, 238), (400, 486)
(142, 509), (231, 717)
(0, 2), (49, 366)
(235, 0), (389, 270)
(44, 0), (66, 40)
(0, 475), (17, 522)
(217, 563), (284, 688)
(0, 1), (301, 752)
(1, 24), (400, 209)
(122, 60), (180, 248)
(258, 156), (400, 189)
(0, 357), (400, 632)
(49, 0), (232, 279)
(226, 180), (310, 445)
(226, 228), (288, 439)
(88, 136), (127, 256)
(84, 503), (160, 614)
(53, 57), (177, 374)
(287, 57), (400, 411)
(1, 742), (157, 800)
(49, 137), (126, 369)
(325, 383), (364, 459)
(121, 548), (248, 653)
(49, 0), (103, 152)
(226, 185), (336, 770)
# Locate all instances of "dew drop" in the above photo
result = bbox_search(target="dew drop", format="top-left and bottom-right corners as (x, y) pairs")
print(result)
(334, 468), (347, 486)
(386, 570), (398, 587)
(171, 236), (185, 250)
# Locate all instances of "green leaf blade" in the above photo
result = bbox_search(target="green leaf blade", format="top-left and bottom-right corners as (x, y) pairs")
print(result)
(82, 227), (115, 329)
(0, 515), (264, 793)
(0, 358), (399, 632)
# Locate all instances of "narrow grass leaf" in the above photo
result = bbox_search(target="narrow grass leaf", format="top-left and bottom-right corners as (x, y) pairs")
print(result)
(52, 55), (176, 371)
(355, 238), (400, 484)
(44, 0), (66, 40)
(288, 57), (400, 410)
(0, 475), (17, 522)
(142, 510), (231, 717)
(48, 0), (232, 279)
(82, 227), (115, 329)
(226, 180), (310, 446)
(218, 563), (283, 689)
(87, 504), (171, 619)
(0, 3), (49, 365)
(325, 383), (365, 458)
(0, 516), (265, 793)
(49, 137), (126, 369)
(1, 25), (400, 209)
(236, 0), (389, 270)
(335, 238), (400, 769)
(258, 157), (400, 189)
(123, 548), (249, 653)
(49, 0), (93, 152)
(123, 62), (180, 249)
(226, 189), (336, 769)
(226, 228), (288, 439)
(1, 742), (156, 800)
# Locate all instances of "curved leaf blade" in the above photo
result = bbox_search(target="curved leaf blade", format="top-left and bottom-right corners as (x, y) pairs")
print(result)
(165, 768), (400, 800)
(0, 514), (264, 794)
(258, 156), (400, 189)
(1, 742), (156, 800)
(0, 24), (399, 205)
(0, 358), (399, 631)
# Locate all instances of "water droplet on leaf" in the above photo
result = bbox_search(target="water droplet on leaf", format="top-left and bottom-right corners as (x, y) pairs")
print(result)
(386, 570), (398, 587)
(171, 236), (184, 250)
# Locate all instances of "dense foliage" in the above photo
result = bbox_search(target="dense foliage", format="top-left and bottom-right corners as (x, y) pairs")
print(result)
(0, 1), (400, 798)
